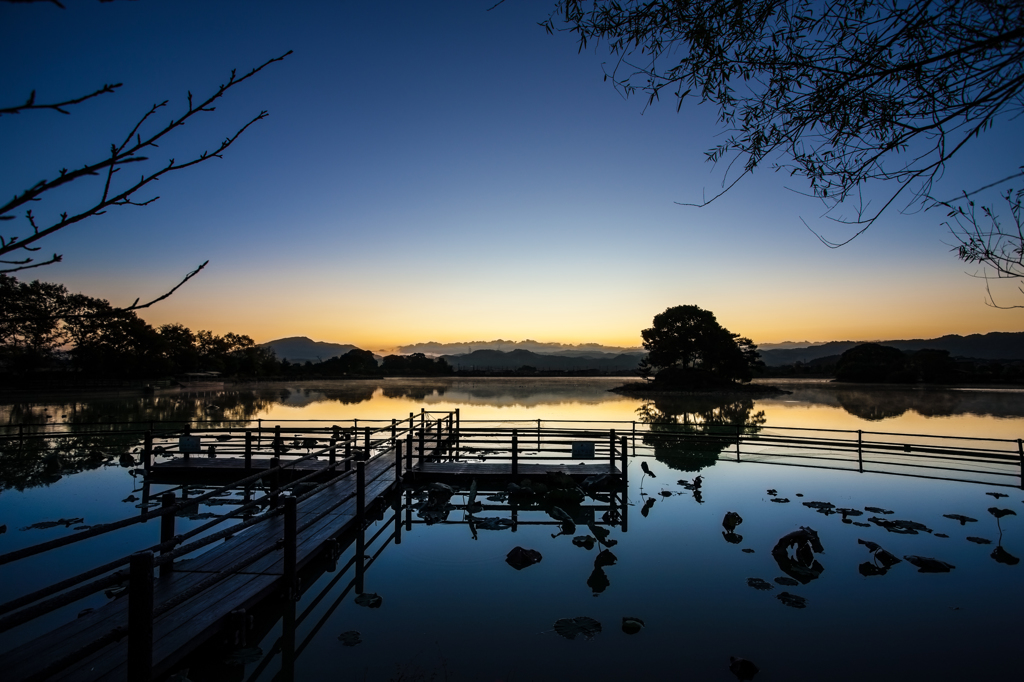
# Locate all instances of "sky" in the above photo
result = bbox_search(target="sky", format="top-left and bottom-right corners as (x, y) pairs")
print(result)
(3, 0), (1023, 352)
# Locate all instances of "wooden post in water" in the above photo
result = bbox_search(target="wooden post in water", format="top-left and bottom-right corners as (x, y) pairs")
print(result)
(143, 430), (153, 472)
(356, 460), (366, 520)
(182, 423), (191, 462)
(128, 550), (155, 681)
(609, 429), (616, 469)
(454, 408), (461, 459)
(857, 430), (864, 473)
(395, 440), (403, 480)
(1018, 439), (1023, 489)
(329, 435), (336, 467)
(736, 424), (741, 461)
(512, 429), (519, 476)
(621, 435), (628, 483)
(420, 408), (425, 430)
(244, 430), (253, 471)
(393, 493), (402, 545)
(405, 489), (412, 531)
(418, 427), (425, 464)
(284, 496), (297, 600)
(364, 426), (370, 461)
(160, 492), (176, 576)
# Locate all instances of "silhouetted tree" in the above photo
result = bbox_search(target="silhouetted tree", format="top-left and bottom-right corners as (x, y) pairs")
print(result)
(640, 305), (760, 384)
(944, 187), (1024, 307)
(544, 1), (1023, 241)
(1, 1), (290, 315)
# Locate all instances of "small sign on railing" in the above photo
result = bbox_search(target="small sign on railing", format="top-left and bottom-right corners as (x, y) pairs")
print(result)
(572, 442), (595, 459)
(179, 436), (201, 454)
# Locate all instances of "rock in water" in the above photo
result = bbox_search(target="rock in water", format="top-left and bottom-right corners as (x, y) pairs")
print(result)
(505, 546), (542, 570)
(729, 656), (760, 680)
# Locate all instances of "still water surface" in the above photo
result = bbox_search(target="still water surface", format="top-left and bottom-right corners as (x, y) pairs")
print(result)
(0, 379), (1021, 680)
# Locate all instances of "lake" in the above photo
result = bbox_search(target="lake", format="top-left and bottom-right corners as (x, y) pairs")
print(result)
(0, 378), (1021, 681)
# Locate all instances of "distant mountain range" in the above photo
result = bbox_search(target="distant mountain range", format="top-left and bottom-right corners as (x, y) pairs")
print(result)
(441, 348), (645, 372)
(759, 332), (1024, 366)
(264, 332), (1024, 369)
(397, 339), (642, 356)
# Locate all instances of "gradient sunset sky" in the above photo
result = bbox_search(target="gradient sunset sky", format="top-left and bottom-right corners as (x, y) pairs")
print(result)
(4, 0), (1023, 351)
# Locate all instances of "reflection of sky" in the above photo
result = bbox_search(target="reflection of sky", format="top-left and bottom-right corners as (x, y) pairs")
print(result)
(3, 1), (1022, 348)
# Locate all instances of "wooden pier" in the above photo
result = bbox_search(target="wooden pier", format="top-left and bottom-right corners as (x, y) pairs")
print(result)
(0, 410), (1019, 680)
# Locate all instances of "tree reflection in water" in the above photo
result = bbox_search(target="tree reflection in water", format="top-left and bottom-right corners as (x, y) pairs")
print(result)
(636, 395), (766, 472)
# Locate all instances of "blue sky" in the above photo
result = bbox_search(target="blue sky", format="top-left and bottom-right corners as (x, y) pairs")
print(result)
(3, 0), (1022, 350)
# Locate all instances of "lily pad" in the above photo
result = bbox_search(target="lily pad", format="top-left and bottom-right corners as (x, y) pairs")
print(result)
(572, 535), (596, 550)
(991, 545), (1020, 565)
(354, 592), (383, 608)
(934, 533), (949, 538)
(587, 567), (610, 594)
(943, 514), (978, 525)
(746, 578), (773, 591)
(337, 631), (362, 647)
(988, 507), (1016, 519)
(474, 517), (513, 531)
(836, 508), (863, 517)
(986, 492), (1008, 499)
(553, 616), (602, 640)
(769, 497), (790, 503)
(802, 501), (835, 510)
(741, 548), (755, 554)
(766, 489), (777, 496)
(904, 555), (955, 573)
(621, 616), (645, 635)
(864, 507), (894, 514)
(594, 549), (618, 568)
(776, 592), (807, 608)
(966, 536), (992, 545)
(774, 576), (799, 586)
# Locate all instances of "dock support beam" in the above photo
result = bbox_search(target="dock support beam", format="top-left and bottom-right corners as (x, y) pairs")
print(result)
(364, 427), (370, 461)
(356, 460), (366, 520)
(395, 440), (403, 481)
(284, 496), (297, 601)
(1018, 438), (1023, 489)
(128, 550), (154, 682)
(609, 429), (616, 470)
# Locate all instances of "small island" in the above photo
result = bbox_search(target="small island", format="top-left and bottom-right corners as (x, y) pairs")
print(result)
(612, 305), (789, 397)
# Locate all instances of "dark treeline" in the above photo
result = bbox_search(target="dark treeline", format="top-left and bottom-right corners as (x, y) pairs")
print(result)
(283, 350), (454, 377)
(760, 342), (1024, 384)
(1, 275), (276, 382)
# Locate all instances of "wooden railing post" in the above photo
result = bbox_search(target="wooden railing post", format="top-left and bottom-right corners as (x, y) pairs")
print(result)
(609, 429), (616, 467)
(128, 550), (155, 681)
(160, 492), (176, 576)
(418, 427), (425, 464)
(143, 430), (153, 472)
(364, 426), (371, 461)
(182, 423), (191, 462)
(244, 430), (253, 471)
(512, 429), (519, 476)
(329, 436), (337, 466)
(356, 460), (366, 520)
(736, 424), (741, 461)
(395, 439), (403, 480)
(284, 496), (297, 600)
(270, 456), (281, 509)
(436, 418), (443, 458)
(391, 419), (397, 444)
(858, 430), (864, 472)
(345, 430), (352, 471)
(420, 408), (425, 430)
(406, 430), (413, 470)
